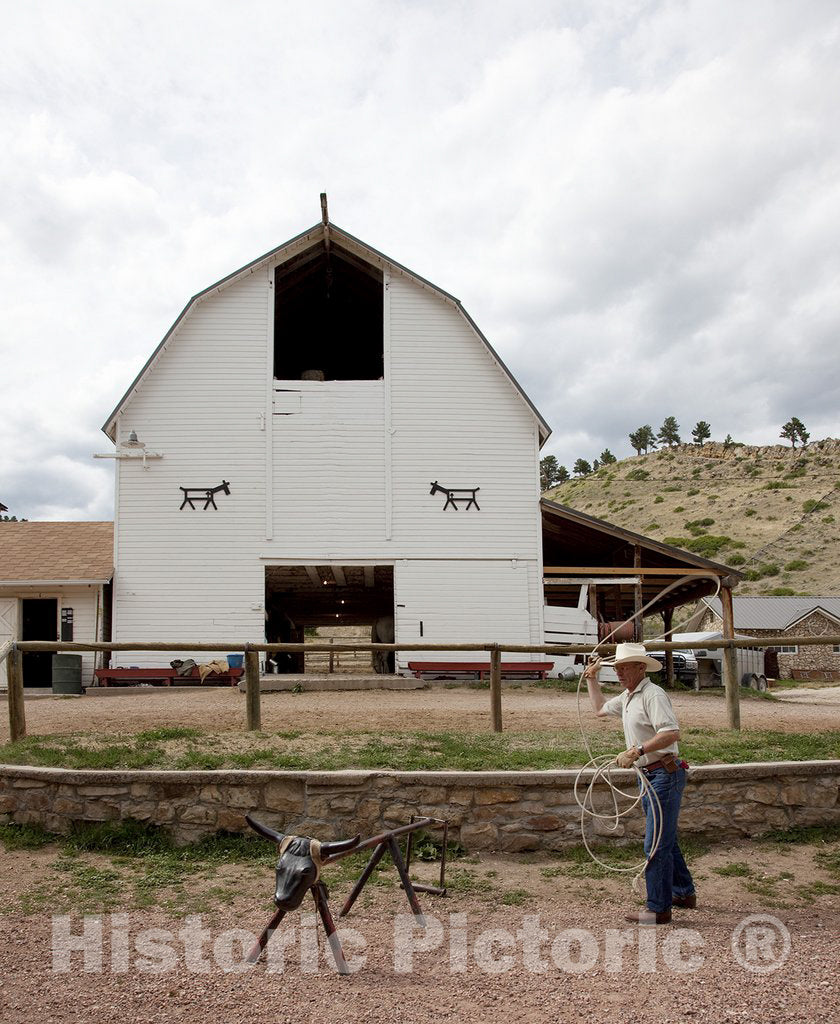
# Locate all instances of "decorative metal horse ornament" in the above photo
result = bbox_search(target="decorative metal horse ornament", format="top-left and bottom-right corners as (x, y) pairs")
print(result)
(429, 480), (480, 511)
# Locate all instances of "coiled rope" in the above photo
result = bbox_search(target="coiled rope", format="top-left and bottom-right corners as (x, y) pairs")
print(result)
(571, 572), (723, 889)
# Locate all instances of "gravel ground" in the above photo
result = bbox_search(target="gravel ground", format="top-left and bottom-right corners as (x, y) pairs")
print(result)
(3, 685), (838, 743)
(1, 840), (838, 1024)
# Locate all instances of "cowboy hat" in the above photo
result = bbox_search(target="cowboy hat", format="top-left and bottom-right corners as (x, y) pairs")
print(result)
(602, 642), (662, 672)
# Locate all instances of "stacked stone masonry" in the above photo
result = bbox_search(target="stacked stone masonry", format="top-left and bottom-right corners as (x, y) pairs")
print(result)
(1, 761), (838, 850)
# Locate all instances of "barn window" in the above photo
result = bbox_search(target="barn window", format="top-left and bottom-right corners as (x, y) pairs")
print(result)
(274, 245), (383, 380)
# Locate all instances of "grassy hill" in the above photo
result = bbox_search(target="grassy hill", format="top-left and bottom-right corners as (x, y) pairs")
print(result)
(544, 438), (840, 596)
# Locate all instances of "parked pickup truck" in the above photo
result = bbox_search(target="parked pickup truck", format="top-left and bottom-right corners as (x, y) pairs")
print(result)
(646, 650), (698, 688)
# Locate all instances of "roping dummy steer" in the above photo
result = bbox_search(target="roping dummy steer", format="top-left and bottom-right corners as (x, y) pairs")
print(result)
(245, 813), (449, 975)
(244, 814), (360, 971)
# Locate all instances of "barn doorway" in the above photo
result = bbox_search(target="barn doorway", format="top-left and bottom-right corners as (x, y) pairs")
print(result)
(21, 598), (58, 687)
(273, 244), (383, 381)
(265, 566), (395, 674)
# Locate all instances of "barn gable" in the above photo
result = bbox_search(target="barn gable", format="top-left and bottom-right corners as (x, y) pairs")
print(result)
(102, 220), (550, 445)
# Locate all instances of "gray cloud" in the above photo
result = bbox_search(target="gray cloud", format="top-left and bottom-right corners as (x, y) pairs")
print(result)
(1, 0), (839, 514)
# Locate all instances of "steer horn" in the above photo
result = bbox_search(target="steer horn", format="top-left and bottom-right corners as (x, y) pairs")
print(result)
(320, 834), (362, 859)
(246, 815), (286, 845)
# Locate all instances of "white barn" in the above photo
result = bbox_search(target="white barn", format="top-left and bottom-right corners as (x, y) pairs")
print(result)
(103, 210), (554, 672)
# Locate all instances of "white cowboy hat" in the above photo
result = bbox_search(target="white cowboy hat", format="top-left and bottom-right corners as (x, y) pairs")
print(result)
(601, 642), (662, 672)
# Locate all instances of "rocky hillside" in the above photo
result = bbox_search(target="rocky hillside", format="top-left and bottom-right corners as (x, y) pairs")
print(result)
(544, 439), (840, 596)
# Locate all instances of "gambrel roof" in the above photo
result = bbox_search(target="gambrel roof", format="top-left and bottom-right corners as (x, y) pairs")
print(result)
(102, 220), (551, 444)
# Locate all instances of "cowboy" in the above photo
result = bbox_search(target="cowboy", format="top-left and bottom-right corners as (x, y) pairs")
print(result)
(583, 642), (696, 925)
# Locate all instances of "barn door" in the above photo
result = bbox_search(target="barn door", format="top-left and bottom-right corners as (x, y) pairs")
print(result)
(0, 598), (18, 688)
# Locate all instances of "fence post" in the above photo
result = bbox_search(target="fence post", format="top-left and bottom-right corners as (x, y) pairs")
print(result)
(720, 583), (741, 731)
(245, 646), (261, 732)
(7, 646), (26, 742)
(490, 646), (502, 733)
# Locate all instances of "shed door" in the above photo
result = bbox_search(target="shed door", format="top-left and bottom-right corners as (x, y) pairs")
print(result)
(0, 598), (18, 688)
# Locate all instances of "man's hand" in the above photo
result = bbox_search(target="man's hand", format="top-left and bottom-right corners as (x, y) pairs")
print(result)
(616, 747), (640, 769)
(582, 657), (602, 682)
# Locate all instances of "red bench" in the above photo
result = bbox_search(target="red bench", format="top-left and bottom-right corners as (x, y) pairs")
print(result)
(93, 667), (243, 687)
(407, 661), (553, 680)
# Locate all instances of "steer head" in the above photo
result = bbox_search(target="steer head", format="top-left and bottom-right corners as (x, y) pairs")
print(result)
(246, 815), (361, 911)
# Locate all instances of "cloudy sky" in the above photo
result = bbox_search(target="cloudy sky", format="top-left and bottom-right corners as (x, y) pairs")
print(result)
(2, 0), (839, 520)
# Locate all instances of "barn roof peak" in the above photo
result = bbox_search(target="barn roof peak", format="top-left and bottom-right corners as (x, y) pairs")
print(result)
(102, 206), (551, 444)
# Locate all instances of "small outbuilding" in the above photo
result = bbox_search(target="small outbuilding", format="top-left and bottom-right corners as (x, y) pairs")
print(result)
(700, 596), (840, 680)
(0, 522), (113, 687)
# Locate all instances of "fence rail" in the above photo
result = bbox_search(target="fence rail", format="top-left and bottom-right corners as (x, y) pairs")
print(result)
(4, 635), (840, 744)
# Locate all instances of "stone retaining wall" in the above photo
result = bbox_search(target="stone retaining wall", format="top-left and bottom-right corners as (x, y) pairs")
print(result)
(1, 761), (838, 850)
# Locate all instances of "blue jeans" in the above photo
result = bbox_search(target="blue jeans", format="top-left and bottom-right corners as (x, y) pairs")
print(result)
(641, 765), (695, 913)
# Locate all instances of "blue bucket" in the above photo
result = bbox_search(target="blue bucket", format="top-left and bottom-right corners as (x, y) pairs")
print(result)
(227, 654), (244, 669)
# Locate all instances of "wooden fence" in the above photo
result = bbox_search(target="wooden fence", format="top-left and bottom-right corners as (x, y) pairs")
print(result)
(3, 635), (840, 744)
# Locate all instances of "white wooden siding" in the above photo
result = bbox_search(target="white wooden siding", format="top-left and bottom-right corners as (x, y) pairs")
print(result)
(394, 559), (535, 667)
(271, 380), (386, 546)
(0, 586), (101, 684)
(389, 276), (540, 557)
(113, 273), (268, 665)
(0, 596), (18, 687)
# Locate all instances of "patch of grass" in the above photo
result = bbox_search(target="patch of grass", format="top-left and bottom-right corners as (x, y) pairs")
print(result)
(803, 499), (829, 513)
(662, 534), (735, 558)
(500, 888), (532, 905)
(135, 726), (202, 742)
(625, 469), (650, 481)
(0, 822), (54, 850)
(761, 824), (840, 846)
(654, 495), (664, 504)
(713, 861), (753, 877)
(445, 867), (495, 897)
(0, 736), (164, 770)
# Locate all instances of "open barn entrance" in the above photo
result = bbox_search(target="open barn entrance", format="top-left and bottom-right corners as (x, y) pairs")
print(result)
(273, 244), (383, 381)
(265, 565), (395, 674)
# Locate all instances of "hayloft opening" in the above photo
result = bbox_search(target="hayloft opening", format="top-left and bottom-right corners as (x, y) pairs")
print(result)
(273, 245), (383, 380)
(264, 565), (395, 674)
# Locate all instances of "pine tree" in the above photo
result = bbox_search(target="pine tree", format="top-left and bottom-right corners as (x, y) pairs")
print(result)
(573, 458), (592, 476)
(599, 449), (617, 464)
(657, 416), (681, 448)
(691, 421), (711, 446)
(540, 455), (560, 491)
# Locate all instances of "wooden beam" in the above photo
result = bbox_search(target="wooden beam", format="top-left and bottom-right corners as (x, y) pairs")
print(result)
(663, 607), (675, 688)
(490, 647), (502, 733)
(331, 566), (347, 587)
(363, 566), (375, 588)
(633, 547), (643, 642)
(245, 647), (261, 732)
(7, 646), (25, 743)
(543, 567), (723, 577)
(720, 584), (740, 730)
(305, 566), (323, 589)
(544, 577), (639, 585)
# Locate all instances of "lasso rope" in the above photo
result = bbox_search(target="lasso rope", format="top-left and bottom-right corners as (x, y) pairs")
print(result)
(571, 572), (723, 890)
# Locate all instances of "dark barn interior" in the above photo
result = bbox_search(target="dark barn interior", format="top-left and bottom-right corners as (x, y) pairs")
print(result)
(265, 565), (394, 673)
(274, 244), (383, 381)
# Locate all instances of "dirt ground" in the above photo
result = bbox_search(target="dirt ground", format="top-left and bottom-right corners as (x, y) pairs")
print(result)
(1, 835), (838, 1024)
(2, 686), (839, 1020)
(3, 685), (839, 743)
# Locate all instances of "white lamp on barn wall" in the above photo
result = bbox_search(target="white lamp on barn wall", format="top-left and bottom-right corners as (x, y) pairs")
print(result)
(93, 429), (163, 470)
